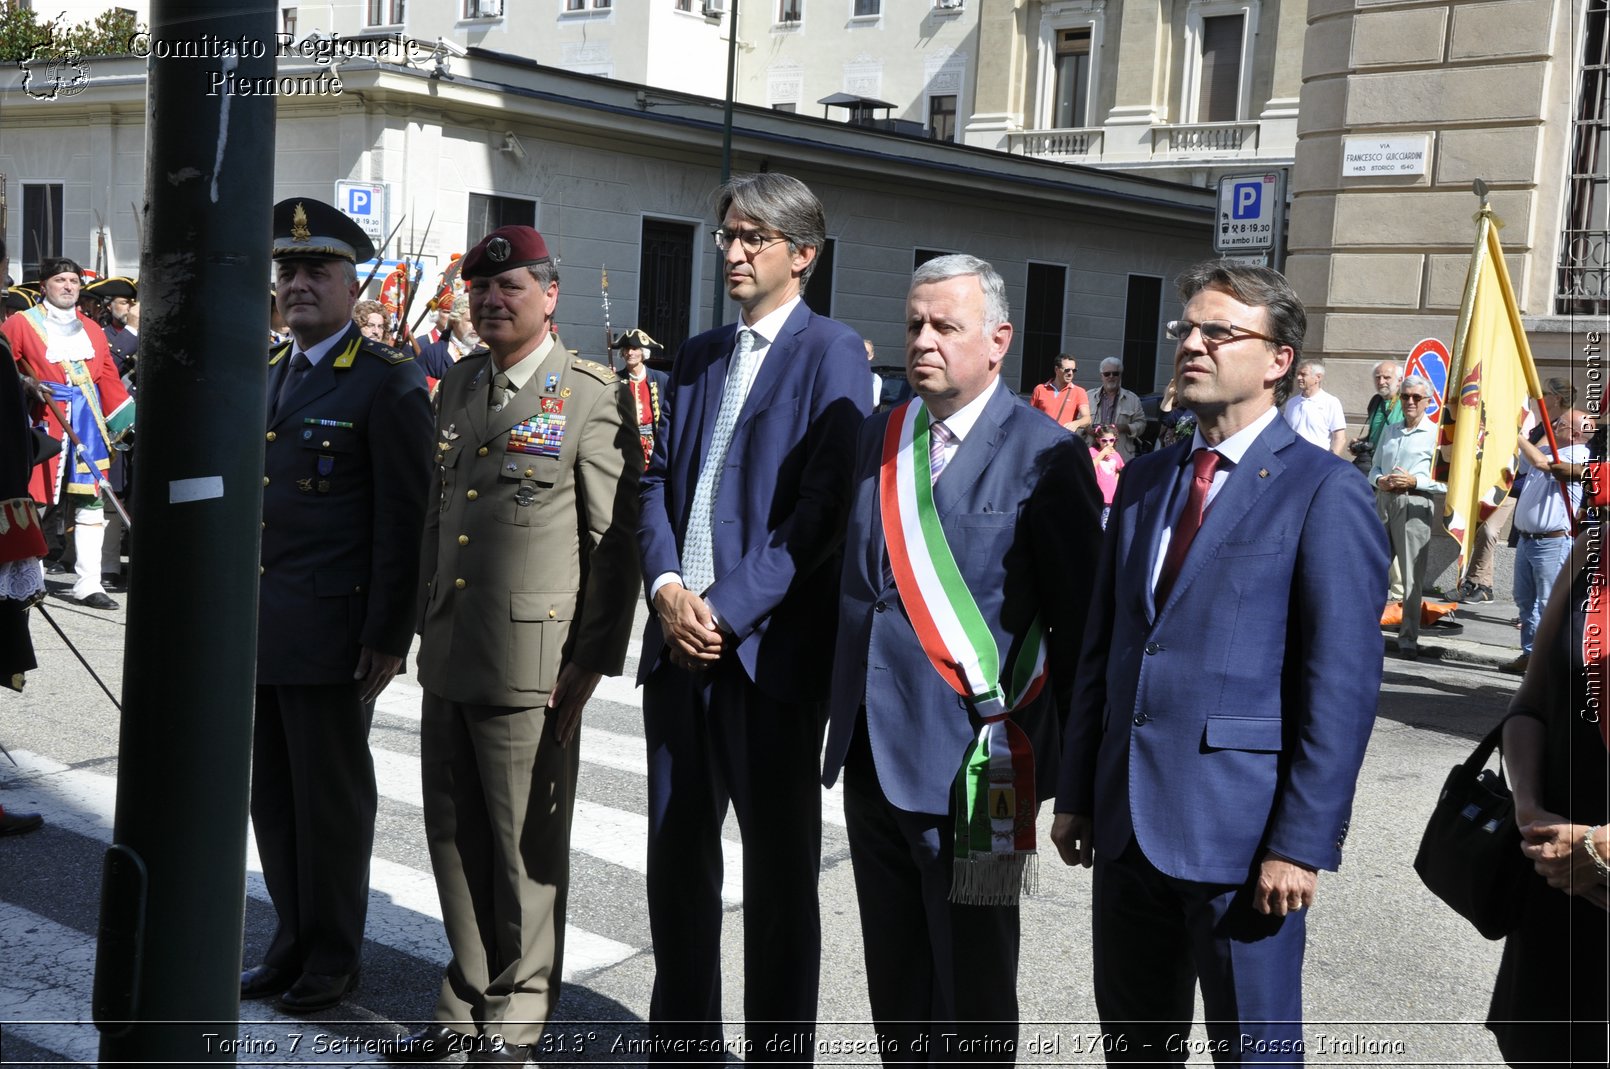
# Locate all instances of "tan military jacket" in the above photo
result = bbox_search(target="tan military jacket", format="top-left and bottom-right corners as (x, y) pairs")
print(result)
(417, 334), (642, 706)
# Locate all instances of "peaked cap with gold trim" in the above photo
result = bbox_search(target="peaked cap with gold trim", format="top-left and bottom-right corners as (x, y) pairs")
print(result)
(272, 198), (376, 264)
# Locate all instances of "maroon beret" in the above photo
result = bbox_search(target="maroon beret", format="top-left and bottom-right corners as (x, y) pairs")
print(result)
(460, 225), (553, 280)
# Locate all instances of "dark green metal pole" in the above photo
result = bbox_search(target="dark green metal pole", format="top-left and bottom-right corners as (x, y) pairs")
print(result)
(93, 1), (276, 1061)
(709, 0), (740, 331)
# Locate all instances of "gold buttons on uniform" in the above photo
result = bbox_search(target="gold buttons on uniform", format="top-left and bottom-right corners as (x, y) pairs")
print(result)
(548, 609), (557, 619)
(477, 446), (489, 457)
(454, 578), (466, 589)
(436, 454), (444, 464)
(266, 431), (277, 442)
(458, 535), (469, 545)
(524, 468), (534, 478)
(466, 489), (478, 500)
(263, 476), (271, 486)
(322, 440), (331, 447)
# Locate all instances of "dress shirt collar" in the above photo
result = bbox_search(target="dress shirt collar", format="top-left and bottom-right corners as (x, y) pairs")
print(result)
(1189, 404), (1280, 465)
(498, 331), (556, 392)
(932, 376), (1000, 443)
(738, 295), (801, 350)
(296, 324), (352, 367)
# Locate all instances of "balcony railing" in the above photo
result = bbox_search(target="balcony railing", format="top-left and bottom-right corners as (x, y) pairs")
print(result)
(1557, 228), (1610, 316)
(1006, 127), (1104, 161)
(1009, 121), (1264, 164)
(1153, 121), (1260, 155)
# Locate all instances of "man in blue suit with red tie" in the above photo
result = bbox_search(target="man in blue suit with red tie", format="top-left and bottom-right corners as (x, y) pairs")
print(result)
(822, 254), (1102, 1061)
(1052, 262), (1388, 1064)
(637, 172), (870, 1062)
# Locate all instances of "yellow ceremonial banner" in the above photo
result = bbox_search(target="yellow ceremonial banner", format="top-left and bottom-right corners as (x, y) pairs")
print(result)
(1435, 206), (1543, 576)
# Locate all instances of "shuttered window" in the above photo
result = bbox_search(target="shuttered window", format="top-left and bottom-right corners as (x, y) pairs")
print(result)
(1197, 15), (1243, 123)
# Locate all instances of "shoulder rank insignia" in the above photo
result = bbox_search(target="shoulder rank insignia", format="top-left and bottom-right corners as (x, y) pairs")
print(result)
(572, 359), (617, 385)
(358, 336), (414, 365)
(269, 341), (293, 366)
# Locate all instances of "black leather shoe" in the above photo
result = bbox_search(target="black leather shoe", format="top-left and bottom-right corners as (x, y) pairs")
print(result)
(475, 1043), (532, 1065)
(278, 969), (359, 1014)
(239, 963), (296, 1000)
(102, 572), (127, 592)
(43, 559), (69, 575)
(388, 1023), (474, 1063)
(0, 810), (43, 836)
(75, 592), (119, 610)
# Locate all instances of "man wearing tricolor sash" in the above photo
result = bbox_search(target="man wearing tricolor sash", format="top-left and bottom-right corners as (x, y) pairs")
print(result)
(822, 255), (1102, 1061)
(2, 257), (133, 610)
(1051, 262), (1387, 1063)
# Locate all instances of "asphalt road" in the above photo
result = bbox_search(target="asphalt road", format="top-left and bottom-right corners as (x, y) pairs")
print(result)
(0, 590), (1520, 1066)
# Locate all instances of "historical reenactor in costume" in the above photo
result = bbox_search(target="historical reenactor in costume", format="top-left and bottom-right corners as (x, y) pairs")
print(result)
(2, 257), (134, 610)
(240, 199), (432, 1014)
(85, 275), (140, 377)
(81, 274), (139, 591)
(610, 327), (669, 470)
(395, 225), (641, 1065)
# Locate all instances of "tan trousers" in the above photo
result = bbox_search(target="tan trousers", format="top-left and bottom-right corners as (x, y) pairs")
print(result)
(1465, 496), (1515, 588)
(421, 692), (578, 1047)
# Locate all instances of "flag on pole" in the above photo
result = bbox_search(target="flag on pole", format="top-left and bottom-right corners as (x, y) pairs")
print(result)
(1434, 204), (1543, 576)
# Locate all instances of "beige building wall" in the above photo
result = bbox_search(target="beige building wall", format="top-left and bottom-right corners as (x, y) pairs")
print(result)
(967, 0), (1305, 187)
(1288, 0), (1591, 414)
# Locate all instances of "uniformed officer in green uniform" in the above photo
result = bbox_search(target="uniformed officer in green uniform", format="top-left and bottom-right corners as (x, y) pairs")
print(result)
(242, 198), (432, 1014)
(395, 225), (642, 1065)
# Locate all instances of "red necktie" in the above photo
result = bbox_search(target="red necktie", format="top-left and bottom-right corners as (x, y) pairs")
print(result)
(1156, 447), (1221, 605)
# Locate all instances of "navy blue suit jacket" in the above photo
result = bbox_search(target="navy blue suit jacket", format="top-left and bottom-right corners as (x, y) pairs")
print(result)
(1055, 415), (1389, 883)
(822, 385), (1103, 815)
(637, 300), (870, 699)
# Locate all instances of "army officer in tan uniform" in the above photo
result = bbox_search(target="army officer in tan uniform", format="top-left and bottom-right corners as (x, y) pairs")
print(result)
(397, 226), (642, 1066)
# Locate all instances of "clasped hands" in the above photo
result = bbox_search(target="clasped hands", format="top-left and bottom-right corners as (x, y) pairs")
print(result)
(1518, 809), (1610, 911)
(654, 583), (725, 671)
(1376, 471), (1419, 494)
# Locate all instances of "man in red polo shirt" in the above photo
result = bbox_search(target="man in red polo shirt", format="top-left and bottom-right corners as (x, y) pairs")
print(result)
(1029, 352), (1090, 434)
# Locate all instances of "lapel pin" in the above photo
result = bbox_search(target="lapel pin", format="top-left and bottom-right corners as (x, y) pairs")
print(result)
(1258, 468), (1270, 478)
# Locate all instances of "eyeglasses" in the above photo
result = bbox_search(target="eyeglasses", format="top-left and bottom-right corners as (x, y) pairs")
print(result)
(1401, 394), (1428, 403)
(712, 227), (788, 255)
(1058, 366), (1076, 374)
(1165, 319), (1276, 347)
(1101, 371), (1121, 378)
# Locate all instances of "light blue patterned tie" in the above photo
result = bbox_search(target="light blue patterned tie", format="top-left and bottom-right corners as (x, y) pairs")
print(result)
(682, 328), (758, 594)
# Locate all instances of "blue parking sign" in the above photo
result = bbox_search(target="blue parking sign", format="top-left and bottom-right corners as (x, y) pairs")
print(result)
(1231, 181), (1261, 220)
(347, 188), (373, 216)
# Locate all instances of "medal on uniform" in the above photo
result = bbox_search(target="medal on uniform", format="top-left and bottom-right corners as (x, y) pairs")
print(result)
(507, 411), (564, 459)
(297, 477), (314, 493)
(443, 423), (460, 441)
(545, 373), (559, 392)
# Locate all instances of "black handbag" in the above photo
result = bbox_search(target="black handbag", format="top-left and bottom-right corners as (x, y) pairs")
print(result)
(1413, 720), (1534, 940)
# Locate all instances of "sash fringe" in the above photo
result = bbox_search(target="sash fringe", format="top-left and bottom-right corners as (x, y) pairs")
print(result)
(949, 852), (1037, 907)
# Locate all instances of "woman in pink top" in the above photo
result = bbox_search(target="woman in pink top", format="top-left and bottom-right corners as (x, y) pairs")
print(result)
(1089, 425), (1124, 528)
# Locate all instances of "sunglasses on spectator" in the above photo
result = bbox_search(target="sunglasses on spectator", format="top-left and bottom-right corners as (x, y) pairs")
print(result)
(1402, 393), (1428, 403)
(1101, 372), (1121, 378)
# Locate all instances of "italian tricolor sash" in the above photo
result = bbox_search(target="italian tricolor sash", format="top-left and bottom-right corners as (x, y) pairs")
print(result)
(879, 399), (1048, 906)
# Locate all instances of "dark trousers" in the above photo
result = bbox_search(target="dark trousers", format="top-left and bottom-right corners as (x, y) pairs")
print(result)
(642, 656), (824, 1064)
(843, 722), (1020, 1066)
(251, 682), (377, 976)
(1093, 840), (1306, 1066)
